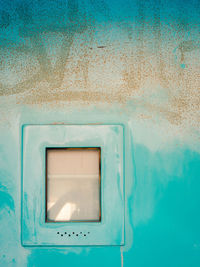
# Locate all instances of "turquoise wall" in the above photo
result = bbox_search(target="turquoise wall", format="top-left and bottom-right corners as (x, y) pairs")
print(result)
(0, 0), (200, 266)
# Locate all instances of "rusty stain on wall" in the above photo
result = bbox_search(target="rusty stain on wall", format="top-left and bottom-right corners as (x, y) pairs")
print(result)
(0, 0), (199, 130)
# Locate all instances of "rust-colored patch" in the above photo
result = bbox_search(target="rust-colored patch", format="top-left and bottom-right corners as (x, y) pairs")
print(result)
(0, 0), (199, 131)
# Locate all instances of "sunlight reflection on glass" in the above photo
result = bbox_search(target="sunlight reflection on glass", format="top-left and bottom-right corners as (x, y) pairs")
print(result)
(55, 203), (77, 221)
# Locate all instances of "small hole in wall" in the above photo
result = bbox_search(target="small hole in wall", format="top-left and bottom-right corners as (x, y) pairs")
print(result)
(57, 232), (89, 237)
(57, 232), (59, 234)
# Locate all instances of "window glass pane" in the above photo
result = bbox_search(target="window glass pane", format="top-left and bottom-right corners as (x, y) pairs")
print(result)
(46, 148), (101, 222)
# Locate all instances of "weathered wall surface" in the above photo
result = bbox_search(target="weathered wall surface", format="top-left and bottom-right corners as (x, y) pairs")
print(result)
(0, 0), (199, 266)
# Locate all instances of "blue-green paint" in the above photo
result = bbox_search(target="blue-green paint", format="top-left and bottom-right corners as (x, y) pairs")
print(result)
(0, 0), (200, 266)
(22, 125), (124, 246)
(0, 108), (199, 266)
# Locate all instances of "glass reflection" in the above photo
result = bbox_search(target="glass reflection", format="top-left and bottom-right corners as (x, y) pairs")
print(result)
(46, 148), (101, 222)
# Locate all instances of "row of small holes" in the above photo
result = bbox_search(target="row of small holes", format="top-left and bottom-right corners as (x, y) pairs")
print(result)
(57, 231), (90, 237)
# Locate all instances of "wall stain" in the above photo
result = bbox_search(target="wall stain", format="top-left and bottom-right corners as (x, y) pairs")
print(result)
(0, 0), (199, 131)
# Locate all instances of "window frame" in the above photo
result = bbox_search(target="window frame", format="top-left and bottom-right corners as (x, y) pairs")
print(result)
(22, 124), (124, 246)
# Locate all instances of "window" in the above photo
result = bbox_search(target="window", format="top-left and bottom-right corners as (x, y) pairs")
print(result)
(22, 124), (124, 246)
(46, 148), (101, 222)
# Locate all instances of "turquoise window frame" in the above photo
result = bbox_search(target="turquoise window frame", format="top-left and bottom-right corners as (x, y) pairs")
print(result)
(22, 125), (124, 246)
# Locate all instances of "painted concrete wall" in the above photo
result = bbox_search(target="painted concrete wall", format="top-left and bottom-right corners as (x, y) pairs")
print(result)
(0, 0), (200, 266)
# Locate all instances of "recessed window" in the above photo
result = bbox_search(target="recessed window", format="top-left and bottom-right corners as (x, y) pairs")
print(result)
(46, 148), (101, 222)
